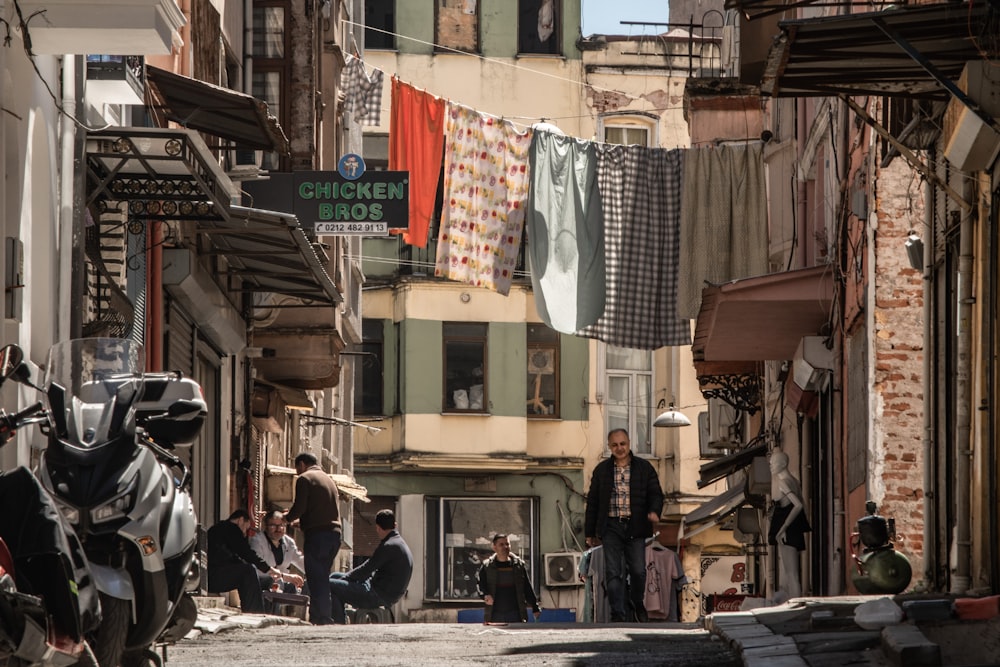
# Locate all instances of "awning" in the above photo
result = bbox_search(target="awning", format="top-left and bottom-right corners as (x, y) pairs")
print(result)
(330, 474), (371, 503)
(698, 442), (767, 489)
(198, 206), (342, 305)
(761, 3), (997, 100)
(685, 484), (746, 525)
(681, 484), (747, 540)
(145, 65), (289, 154)
(256, 381), (314, 411)
(264, 465), (370, 504)
(693, 265), (834, 366)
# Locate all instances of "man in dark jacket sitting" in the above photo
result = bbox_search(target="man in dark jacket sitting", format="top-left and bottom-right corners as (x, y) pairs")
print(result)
(327, 509), (413, 623)
(207, 509), (281, 613)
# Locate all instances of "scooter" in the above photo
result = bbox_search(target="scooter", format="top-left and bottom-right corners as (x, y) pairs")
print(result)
(1, 339), (207, 667)
(0, 345), (100, 666)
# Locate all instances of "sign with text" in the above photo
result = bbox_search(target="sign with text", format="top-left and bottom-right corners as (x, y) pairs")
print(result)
(241, 170), (408, 236)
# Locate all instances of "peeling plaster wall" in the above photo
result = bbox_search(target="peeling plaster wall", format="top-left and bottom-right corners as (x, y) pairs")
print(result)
(871, 146), (927, 579)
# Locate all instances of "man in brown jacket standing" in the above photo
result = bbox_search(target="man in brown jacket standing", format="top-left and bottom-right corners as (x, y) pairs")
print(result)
(284, 452), (341, 625)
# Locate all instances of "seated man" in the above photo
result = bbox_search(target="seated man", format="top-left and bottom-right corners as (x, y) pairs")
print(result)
(207, 509), (280, 613)
(250, 510), (306, 594)
(328, 509), (413, 624)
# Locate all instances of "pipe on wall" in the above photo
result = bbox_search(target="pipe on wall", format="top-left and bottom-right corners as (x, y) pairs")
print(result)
(951, 174), (975, 595)
(921, 174), (935, 588)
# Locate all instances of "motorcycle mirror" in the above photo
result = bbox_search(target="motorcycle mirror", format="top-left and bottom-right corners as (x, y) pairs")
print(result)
(167, 399), (205, 422)
(0, 344), (23, 382)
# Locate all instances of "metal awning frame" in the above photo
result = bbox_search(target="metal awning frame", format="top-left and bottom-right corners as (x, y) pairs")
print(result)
(86, 127), (232, 219)
(762, 3), (998, 101)
(86, 127), (341, 306)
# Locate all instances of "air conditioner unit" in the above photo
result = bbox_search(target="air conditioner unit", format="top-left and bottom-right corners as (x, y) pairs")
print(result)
(792, 336), (833, 392)
(708, 398), (740, 449)
(544, 552), (582, 587)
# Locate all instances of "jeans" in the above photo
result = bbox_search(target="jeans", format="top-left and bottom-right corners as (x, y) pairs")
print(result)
(208, 564), (271, 613)
(328, 572), (386, 624)
(303, 529), (342, 624)
(601, 519), (647, 621)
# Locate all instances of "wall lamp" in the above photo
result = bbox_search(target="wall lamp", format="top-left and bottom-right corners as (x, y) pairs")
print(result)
(653, 399), (692, 428)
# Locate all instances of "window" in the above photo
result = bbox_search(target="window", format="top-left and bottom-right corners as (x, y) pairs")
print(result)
(364, 0), (396, 50)
(436, 0), (479, 54)
(443, 322), (487, 412)
(518, 0), (559, 55)
(600, 113), (657, 147)
(354, 319), (384, 416)
(526, 324), (559, 418)
(424, 497), (537, 601)
(252, 6), (284, 57)
(603, 345), (653, 456)
(251, 2), (290, 171)
(604, 126), (649, 146)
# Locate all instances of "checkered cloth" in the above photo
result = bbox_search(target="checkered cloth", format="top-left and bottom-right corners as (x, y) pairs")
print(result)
(341, 54), (383, 126)
(578, 145), (691, 349)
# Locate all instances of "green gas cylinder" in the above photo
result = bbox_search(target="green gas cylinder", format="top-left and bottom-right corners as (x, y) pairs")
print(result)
(852, 548), (913, 594)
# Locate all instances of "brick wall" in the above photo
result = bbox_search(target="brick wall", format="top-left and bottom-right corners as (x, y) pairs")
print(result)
(872, 154), (926, 580)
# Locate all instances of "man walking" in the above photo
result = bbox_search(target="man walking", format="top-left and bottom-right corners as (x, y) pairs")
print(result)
(477, 533), (541, 623)
(284, 452), (342, 625)
(328, 509), (413, 623)
(585, 429), (664, 622)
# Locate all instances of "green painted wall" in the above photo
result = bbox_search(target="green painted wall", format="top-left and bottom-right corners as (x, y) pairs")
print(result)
(396, 318), (589, 422)
(393, 1), (582, 61)
(381, 319), (399, 414)
(560, 332), (588, 421)
(400, 318), (442, 413)
(358, 469), (587, 556)
(488, 321), (525, 417)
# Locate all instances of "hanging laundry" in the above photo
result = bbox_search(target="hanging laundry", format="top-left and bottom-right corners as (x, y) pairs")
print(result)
(525, 129), (605, 333)
(341, 53), (384, 126)
(389, 77), (446, 247)
(578, 144), (691, 349)
(434, 103), (532, 295)
(644, 541), (686, 622)
(677, 143), (768, 319)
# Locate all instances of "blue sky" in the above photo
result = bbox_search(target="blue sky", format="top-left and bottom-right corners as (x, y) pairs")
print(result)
(580, 0), (670, 35)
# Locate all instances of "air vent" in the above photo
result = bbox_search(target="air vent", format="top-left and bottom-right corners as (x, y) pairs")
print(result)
(544, 552), (582, 587)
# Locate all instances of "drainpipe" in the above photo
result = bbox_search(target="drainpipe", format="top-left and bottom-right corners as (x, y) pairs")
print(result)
(60, 55), (87, 339)
(951, 175), (974, 595)
(922, 175), (935, 589)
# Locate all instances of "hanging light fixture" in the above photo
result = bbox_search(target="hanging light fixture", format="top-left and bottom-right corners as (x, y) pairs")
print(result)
(653, 399), (692, 428)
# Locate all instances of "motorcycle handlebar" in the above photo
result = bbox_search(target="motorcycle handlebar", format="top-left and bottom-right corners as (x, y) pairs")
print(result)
(0, 401), (45, 442)
(140, 434), (192, 489)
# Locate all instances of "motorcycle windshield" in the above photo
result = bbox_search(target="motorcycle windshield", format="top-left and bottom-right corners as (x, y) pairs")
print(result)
(44, 339), (145, 449)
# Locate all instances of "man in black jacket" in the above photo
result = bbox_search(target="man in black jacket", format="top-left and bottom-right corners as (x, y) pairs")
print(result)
(327, 509), (413, 624)
(207, 509), (281, 612)
(585, 429), (664, 622)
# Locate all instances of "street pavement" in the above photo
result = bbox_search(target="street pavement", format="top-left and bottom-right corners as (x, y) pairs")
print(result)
(175, 596), (1000, 667)
(174, 605), (740, 666)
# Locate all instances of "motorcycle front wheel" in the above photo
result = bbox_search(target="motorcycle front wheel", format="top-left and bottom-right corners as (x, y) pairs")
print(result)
(91, 594), (129, 667)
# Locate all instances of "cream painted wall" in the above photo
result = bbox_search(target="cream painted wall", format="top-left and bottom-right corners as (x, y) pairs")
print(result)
(363, 52), (587, 138)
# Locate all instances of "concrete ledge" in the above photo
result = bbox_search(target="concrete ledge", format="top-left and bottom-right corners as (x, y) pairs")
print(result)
(881, 624), (941, 667)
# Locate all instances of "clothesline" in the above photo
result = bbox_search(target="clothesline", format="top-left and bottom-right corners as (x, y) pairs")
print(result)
(341, 19), (647, 104)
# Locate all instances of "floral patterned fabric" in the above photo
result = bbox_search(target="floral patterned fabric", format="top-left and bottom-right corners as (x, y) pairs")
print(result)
(434, 103), (533, 295)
